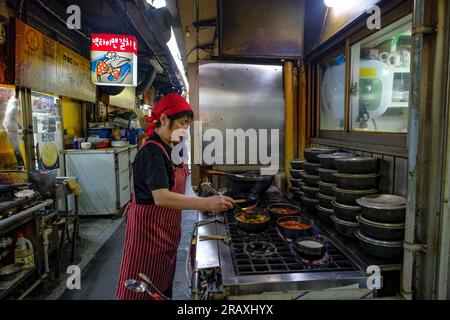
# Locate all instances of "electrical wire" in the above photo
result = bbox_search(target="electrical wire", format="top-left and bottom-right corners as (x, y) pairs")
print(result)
(33, 0), (91, 40)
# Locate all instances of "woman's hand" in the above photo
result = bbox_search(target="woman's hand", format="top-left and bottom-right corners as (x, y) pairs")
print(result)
(204, 195), (235, 212)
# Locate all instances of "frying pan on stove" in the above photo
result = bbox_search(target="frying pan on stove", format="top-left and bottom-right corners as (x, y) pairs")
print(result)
(222, 191), (258, 209)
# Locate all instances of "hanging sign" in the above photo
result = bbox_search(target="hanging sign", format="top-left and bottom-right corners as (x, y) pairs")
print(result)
(91, 33), (138, 87)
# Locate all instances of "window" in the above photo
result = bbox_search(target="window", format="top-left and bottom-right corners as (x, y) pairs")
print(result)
(320, 54), (346, 131)
(0, 86), (25, 170)
(350, 15), (412, 133)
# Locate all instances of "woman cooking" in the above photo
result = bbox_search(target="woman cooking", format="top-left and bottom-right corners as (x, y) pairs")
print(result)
(116, 93), (234, 300)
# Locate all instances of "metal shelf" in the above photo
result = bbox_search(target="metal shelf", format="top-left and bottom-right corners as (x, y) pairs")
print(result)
(0, 266), (36, 300)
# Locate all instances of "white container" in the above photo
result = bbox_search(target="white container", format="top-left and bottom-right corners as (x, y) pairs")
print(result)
(80, 142), (92, 149)
(111, 140), (128, 147)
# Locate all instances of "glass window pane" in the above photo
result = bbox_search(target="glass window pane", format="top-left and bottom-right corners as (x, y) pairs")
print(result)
(0, 86), (25, 170)
(350, 15), (412, 133)
(320, 55), (346, 131)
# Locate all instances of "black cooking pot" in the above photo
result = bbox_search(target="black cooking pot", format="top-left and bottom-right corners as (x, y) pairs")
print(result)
(277, 216), (313, 240)
(302, 174), (320, 187)
(300, 184), (319, 199)
(234, 211), (271, 233)
(357, 216), (405, 241)
(223, 191), (258, 209)
(332, 187), (379, 206)
(227, 171), (274, 196)
(290, 178), (304, 188)
(318, 181), (337, 197)
(293, 237), (327, 261)
(334, 157), (378, 174)
(315, 204), (334, 224)
(317, 168), (337, 183)
(291, 159), (305, 170)
(290, 169), (304, 179)
(334, 172), (380, 190)
(356, 194), (406, 223)
(300, 195), (319, 213)
(330, 215), (359, 238)
(303, 162), (321, 175)
(318, 152), (353, 170)
(355, 230), (403, 260)
(304, 148), (338, 163)
(331, 200), (361, 222)
(317, 193), (335, 209)
(267, 203), (301, 222)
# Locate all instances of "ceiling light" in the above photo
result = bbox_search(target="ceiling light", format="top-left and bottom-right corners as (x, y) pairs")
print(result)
(167, 27), (189, 92)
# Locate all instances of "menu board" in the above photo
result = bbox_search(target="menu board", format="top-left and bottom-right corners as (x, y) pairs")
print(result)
(91, 33), (138, 87)
(15, 19), (96, 102)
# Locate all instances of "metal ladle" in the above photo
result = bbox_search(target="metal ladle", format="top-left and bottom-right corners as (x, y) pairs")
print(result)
(124, 279), (152, 296)
(200, 182), (244, 211)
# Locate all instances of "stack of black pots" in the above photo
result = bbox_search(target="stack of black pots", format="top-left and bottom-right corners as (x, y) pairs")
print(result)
(290, 159), (305, 201)
(354, 194), (406, 260)
(330, 157), (380, 238)
(315, 152), (353, 224)
(299, 147), (337, 214)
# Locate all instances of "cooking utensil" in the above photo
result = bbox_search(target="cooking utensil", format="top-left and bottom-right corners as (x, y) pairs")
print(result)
(317, 168), (338, 183)
(206, 170), (246, 178)
(334, 172), (379, 190)
(290, 159), (305, 170)
(330, 215), (359, 238)
(302, 174), (320, 187)
(201, 182), (244, 211)
(332, 200), (361, 222)
(356, 194), (406, 223)
(300, 195), (319, 213)
(199, 235), (232, 245)
(334, 157), (378, 174)
(267, 203), (301, 221)
(290, 178), (304, 188)
(300, 185), (319, 199)
(0, 263), (24, 280)
(315, 204), (334, 224)
(357, 215), (405, 241)
(317, 153), (353, 169)
(293, 237), (326, 261)
(303, 162), (321, 175)
(317, 193), (335, 209)
(332, 187), (378, 206)
(221, 171), (274, 196)
(234, 211), (271, 233)
(290, 169), (304, 179)
(277, 216), (313, 240)
(304, 148), (338, 163)
(355, 230), (403, 259)
(318, 181), (337, 197)
(222, 191), (258, 209)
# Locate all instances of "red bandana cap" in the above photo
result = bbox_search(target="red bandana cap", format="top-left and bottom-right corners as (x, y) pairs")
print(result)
(145, 93), (192, 136)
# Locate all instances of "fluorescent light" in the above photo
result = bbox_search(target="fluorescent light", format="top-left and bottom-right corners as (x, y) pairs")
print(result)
(167, 27), (189, 92)
(146, 0), (166, 8)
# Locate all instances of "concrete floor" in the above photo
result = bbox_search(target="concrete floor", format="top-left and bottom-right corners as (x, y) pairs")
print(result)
(27, 177), (198, 300)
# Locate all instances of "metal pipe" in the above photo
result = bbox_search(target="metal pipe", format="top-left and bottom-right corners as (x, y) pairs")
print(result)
(284, 62), (295, 188)
(0, 199), (53, 229)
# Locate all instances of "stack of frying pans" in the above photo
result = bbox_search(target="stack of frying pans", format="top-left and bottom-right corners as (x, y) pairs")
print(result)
(299, 148), (337, 214)
(330, 157), (380, 238)
(315, 152), (353, 224)
(355, 194), (406, 260)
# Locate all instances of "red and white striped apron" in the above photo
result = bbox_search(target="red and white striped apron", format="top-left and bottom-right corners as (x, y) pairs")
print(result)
(116, 139), (188, 300)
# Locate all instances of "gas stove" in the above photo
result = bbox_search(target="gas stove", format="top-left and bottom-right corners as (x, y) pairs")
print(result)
(192, 188), (372, 300)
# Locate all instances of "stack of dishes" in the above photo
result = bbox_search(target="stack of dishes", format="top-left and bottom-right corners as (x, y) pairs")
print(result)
(330, 157), (379, 238)
(355, 194), (406, 259)
(290, 159), (305, 200)
(300, 147), (337, 214)
(316, 152), (353, 224)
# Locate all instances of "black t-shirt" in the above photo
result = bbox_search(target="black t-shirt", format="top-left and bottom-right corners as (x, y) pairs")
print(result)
(133, 133), (182, 205)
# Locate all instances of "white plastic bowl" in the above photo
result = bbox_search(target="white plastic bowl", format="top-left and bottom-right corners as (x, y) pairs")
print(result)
(80, 142), (92, 149)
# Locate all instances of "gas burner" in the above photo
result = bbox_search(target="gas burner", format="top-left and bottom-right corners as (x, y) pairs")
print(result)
(244, 241), (277, 258)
